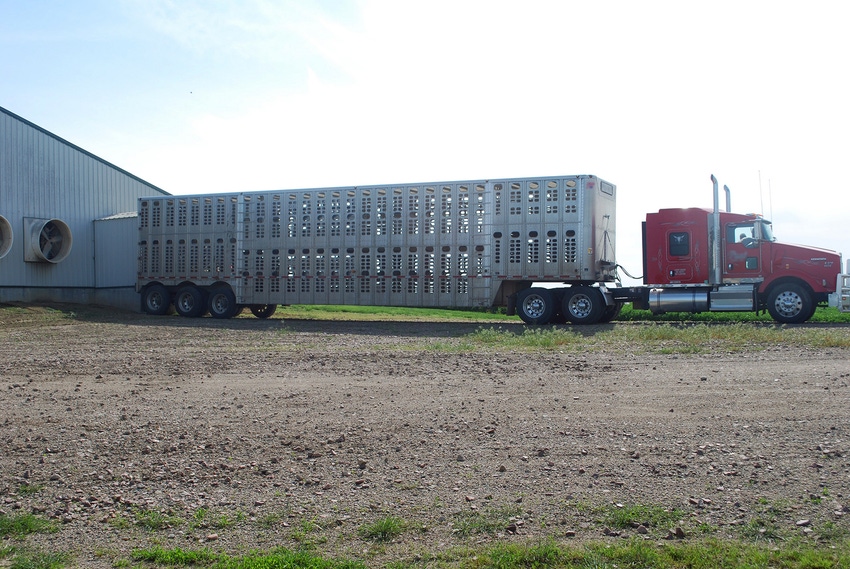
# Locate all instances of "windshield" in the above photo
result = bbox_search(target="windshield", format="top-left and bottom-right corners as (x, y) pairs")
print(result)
(759, 220), (775, 242)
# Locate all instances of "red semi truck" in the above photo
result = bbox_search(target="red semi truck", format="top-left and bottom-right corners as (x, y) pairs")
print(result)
(137, 174), (847, 324)
(605, 175), (842, 324)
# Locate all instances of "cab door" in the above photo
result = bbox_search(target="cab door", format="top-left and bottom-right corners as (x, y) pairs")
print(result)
(723, 222), (762, 281)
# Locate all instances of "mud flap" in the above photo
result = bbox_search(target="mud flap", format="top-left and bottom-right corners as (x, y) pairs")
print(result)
(506, 293), (517, 316)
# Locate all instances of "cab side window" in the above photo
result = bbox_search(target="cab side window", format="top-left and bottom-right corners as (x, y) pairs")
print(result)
(727, 224), (757, 248)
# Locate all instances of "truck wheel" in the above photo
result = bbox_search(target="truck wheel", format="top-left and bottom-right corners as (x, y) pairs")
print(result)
(515, 288), (555, 325)
(208, 287), (239, 319)
(562, 286), (604, 324)
(142, 284), (171, 316)
(250, 304), (277, 319)
(766, 283), (812, 324)
(598, 302), (622, 323)
(174, 285), (206, 317)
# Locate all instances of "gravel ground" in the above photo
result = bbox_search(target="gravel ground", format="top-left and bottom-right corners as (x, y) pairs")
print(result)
(1, 306), (849, 567)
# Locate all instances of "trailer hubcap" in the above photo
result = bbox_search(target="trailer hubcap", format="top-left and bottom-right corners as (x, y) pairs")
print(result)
(567, 294), (593, 319)
(521, 294), (547, 318)
(774, 290), (802, 318)
(147, 291), (165, 311)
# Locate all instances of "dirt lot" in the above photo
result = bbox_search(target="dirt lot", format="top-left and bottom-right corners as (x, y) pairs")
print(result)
(1, 306), (849, 567)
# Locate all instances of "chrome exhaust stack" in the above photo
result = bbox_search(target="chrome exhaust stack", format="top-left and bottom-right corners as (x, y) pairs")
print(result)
(710, 175), (722, 285)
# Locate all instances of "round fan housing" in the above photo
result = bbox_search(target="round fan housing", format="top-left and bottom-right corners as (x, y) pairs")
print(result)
(0, 215), (12, 259)
(25, 218), (73, 263)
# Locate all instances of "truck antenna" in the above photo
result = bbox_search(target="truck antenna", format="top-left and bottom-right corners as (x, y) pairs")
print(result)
(768, 178), (774, 221)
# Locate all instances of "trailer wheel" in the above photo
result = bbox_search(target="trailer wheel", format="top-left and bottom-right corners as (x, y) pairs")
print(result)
(142, 284), (171, 316)
(515, 288), (555, 325)
(174, 285), (206, 317)
(250, 304), (277, 319)
(562, 286), (604, 325)
(766, 283), (812, 324)
(208, 287), (239, 319)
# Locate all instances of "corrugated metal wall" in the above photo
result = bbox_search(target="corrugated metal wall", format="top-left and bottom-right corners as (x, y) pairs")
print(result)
(0, 106), (167, 306)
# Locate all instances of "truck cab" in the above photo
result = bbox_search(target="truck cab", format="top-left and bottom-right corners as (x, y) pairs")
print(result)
(642, 207), (841, 323)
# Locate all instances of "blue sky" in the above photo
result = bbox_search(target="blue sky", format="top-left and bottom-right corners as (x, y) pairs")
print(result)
(2, 0), (848, 281)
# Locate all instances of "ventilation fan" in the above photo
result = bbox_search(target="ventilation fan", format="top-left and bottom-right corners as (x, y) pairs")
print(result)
(39, 221), (65, 259)
(25, 218), (73, 263)
(0, 215), (11, 259)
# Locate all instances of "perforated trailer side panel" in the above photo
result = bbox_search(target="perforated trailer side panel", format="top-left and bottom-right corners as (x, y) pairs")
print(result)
(137, 175), (616, 308)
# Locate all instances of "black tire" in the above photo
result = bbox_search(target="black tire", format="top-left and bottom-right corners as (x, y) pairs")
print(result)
(766, 283), (813, 324)
(250, 304), (277, 319)
(598, 302), (622, 323)
(174, 285), (206, 317)
(562, 286), (605, 325)
(142, 284), (171, 316)
(515, 288), (556, 325)
(208, 287), (239, 319)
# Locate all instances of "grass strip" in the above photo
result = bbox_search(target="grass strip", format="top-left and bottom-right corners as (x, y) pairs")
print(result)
(130, 538), (850, 568)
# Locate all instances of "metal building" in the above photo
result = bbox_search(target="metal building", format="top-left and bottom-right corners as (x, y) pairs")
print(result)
(0, 105), (168, 310)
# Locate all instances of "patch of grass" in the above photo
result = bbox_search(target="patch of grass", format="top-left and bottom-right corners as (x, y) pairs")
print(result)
(16, 484), (44, 497)
(468, 326), (585, 349)
(275, 304), (511, 322)
(133, 508), (182, 531)
(6, 549), (70, 569)
(599, 503), (686, 531)
(107, 514), (133, 530)
(290, 519), (327, 548)
(738, 516), (784, 543)
(213, 513), (236, 530)
(0, 514), (55, 539)
(187, 508), (244, 531)
(131, 546), (365, 568)
(123, 537), (850, 569)
(617, 304), (850, 324)
(461, 321), (850, 353)
(0, 304), (77, 329)
(257, 512), (286, 529)
(358, 516), (406, 542)
(817, 521), (850, 542)
(486, 539), (569, 567)
(187, 507), (207, 530)
(451, 505), (523, 537)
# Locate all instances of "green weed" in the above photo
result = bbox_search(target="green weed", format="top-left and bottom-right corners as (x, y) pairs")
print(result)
(358, 516), (406, 542)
